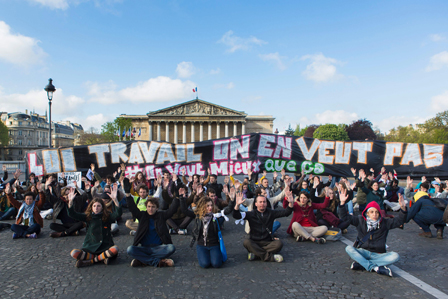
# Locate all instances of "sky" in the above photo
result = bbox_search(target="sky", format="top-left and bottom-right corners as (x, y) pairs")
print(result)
(0, 0), (447, 134)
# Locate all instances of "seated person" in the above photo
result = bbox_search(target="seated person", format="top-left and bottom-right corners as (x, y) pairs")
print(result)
(316, 188), (350, 232)
(285, 191), (329, 244)
(233, 191), (294, 263)
(339, 190), (407, 277)
(126, 188), (183, 267)
(4, 183), (45, 239)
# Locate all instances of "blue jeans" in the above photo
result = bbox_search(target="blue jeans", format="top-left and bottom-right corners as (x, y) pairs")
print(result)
(239, 205), (248, 212)
(413, 215), (445, 232)
(0, 208), (17, 221)
(196, 245), (222, 268)
(346, 201), (354, 214)
(272, 221), (281, 234)
(127, 244), (176, 267)
(345, 245), (399, 271)
(11, 223), (41, 238)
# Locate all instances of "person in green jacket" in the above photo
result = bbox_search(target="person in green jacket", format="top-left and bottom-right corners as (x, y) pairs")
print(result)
(351, 168), (370, 212)
(67, 184), (122, 268)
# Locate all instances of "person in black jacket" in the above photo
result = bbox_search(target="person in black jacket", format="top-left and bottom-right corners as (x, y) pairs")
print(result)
(126, 187), (184, 267)
(338, 189), (407, 277)
(233, 190), (294, 263)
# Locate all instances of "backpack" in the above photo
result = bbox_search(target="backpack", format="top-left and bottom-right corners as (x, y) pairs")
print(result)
(443, 205), (448, 224)
(324, 228), (342, 242)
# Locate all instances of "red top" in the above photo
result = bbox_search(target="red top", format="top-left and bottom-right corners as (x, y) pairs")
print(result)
(284, 196), (330, 235)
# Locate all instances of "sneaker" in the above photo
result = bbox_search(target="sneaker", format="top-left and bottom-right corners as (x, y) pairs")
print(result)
(296, 236), (305, 242)
(27, 233), (37, 239)
(418, 231), (432, 238)
(342, 229), (348, 234)
(273, 254), (283, 263)
(350, 262), (364, 271)
(437, 229), (443, 239)
(129, 230), (136, 236)
(169, 228), (178, 235)
(248, 253), (256, 261)
(75, 260), (92, 268)
(45, 214), (53, 220)
(131, 259), (147, 267)
(12, 233), (19, 239)
(158, 258), (174, 267)
(177, 229), (187, 235)
(103, 258), (111, 265)
(314, 237), (326, 244)
(71, 231), (80, 236)
(50, 232), (63, 238)
(376, 266), (393, 277)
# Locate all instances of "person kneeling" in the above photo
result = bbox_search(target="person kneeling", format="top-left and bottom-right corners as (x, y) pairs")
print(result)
(233, 191), (294, 263)
(126, 188), (184, 267)
(339, 190), (407, 277)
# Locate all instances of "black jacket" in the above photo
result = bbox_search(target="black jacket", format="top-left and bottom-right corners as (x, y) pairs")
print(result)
(127, 195), (180, 246)
(338, 202), (406, 253)
(233, 206), (292, 241)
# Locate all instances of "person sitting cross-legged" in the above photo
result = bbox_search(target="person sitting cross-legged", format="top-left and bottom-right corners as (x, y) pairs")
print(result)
(126, 187), (184, 268)
(339, 189), (407, 277)
(233, 190), (294, 263)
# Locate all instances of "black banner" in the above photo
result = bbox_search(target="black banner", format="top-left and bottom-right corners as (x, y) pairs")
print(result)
(26, 133), (447, 179)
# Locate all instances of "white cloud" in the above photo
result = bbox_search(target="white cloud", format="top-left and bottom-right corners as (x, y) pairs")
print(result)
(218, 30), (266, 53)
(176, 61), (195, 78)
(259, 52), (287, 70)
(300, 110), (359, 126)
(0, 86), (85, 117)
(375, 116), (428, 133)
(430, 91), (448, 112)
(67, 113), (113, 131)
(28, 0), (69, 10)
(89, 76), (196, 104)
(210, 68), (221, 75)
(212, 82), (235, 89)
(301, 53), (343, 82)
(426, 51), (448, 72)
(429, 34), (446, 42)
(0, 21), (47, 66)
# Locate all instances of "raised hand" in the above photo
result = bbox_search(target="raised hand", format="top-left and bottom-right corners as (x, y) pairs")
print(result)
(223, 184), (229, 195)
(406, 176), (413, 189)
(130, 176), (135, 183)
(45, 176), (53, 189)
(388, 172), (394, 180)
(90, 163), (95, 172)
(281, 168), (286, 178)
(351, 168), (356, 176)
(339, 188), (348, 205)
(229, 169), (234, 177)
(247, 168), (253, 178)
(224, 176), (229, 185)
(370, 168), (374, 173)
(313, 176), (319, 188)
(229, 186), (236, 201)
(121, 163), (126, 172)
(273, 171), (278, 180)
(2, 165), (6, 171)
(188, 175), (193, 183)
(398, 193), (406, 211)
(178, 187), (186, 197)
(60, 172), (65, 179)
(110, 184), (119, 206)
(435, 177), (441, 184)
(172, 173), (178, 182)
(234, 180), (241, 190)
(67, 187), (76, 203)
(199, 176), (205, 184)
(113, 171), (117, 177)
(421, 176), (426, 183)
(235, 192), (245, 206)
(181, 168), (186, 176)
(196, 185), (203, 195)
(36, 181), (43, 192)
(286, 190), (294, 204)
(262, 170), (267, 177)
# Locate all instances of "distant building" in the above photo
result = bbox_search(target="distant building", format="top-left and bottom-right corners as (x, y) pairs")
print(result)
(120, 99), (275, 143)
(0, 110), (84, 161)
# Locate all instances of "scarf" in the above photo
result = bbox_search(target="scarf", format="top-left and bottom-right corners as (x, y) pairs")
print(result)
(17, 201), (36, 226)
(201, 213), (213, 246)
(366, 215), (380, 232)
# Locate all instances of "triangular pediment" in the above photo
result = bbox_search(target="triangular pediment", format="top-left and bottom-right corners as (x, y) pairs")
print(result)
(147, 99), (247, 117)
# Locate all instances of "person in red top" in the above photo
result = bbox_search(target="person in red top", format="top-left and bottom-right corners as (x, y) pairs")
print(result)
(284, 190), (330, 244)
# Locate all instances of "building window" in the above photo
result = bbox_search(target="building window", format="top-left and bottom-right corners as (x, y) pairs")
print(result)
(9, 140), (13, 145)
(9, 121), (12, 125)
(18, 121), (22, 125)
(18, 140), (22, 145)
(28, 140), (31, 145)
(18, 150), (22, 155)
(19, 130), (22, 135)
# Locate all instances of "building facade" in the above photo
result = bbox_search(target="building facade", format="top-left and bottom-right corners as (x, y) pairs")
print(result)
(0, 111), (84, 161)
(120, 99), (275, 143)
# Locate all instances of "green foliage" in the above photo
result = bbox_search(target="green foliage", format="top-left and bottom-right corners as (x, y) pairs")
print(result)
(313, 124), (349, 141)
(284, 124), (295, 136)
(294, 125), (307, 137)
(100, 117), (133, 142)
(0, 121), (9, 146)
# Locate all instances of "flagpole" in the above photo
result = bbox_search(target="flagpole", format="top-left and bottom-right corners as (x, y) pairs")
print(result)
(119, 126), (121, 141)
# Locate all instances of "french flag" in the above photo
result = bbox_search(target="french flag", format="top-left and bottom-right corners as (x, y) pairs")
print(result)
(192, 87), (197, 92)
(122, 129), (126, 137)
(138, 128), (141, 137)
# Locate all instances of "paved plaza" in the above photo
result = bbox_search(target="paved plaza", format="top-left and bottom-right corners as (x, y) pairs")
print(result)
(0, 206), (447, 299)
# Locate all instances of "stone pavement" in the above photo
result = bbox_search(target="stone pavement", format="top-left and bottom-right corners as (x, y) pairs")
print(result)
(0, 207), (446, 299)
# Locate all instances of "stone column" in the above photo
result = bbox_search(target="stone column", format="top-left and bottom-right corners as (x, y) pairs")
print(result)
(225, 121), (229, 138)
(216, 122), (220, 139)
(157, 121), (161, 141)
(199, 122), (203, 142)
(191, 122), (195, 142)
(165, 122), (169, 142)
(174, 122), (178, 144)
(242, 121), (246, 134)
(233, 121), (237, 136)
(148, 122), (153, 141)
(208, 122), (212, 140)
(182, 122), (187, 144)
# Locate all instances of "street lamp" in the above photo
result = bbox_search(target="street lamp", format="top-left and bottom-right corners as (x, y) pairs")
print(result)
(44, 78), (56, 148)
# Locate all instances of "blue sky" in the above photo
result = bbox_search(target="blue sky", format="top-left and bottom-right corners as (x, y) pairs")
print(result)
(0, 0), (447, 133)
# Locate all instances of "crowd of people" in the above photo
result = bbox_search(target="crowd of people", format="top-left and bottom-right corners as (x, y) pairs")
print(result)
(0, 163), (447, 277)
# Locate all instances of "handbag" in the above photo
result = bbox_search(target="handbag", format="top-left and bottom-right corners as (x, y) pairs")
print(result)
(215, 219), (228, 262)
(353, 229), (376, 248)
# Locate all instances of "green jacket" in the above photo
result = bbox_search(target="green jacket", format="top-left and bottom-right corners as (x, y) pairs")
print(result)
(355, 178), (370, 205)
(67, 205), (122, 254)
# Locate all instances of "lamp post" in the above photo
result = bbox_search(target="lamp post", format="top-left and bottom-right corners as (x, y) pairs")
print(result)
(44, 78), (56, 148)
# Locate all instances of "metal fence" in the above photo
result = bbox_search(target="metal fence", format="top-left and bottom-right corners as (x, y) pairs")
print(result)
(0, 161), (27, 182)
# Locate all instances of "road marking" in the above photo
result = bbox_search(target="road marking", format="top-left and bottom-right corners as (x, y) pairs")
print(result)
(339, 236), (448, 299)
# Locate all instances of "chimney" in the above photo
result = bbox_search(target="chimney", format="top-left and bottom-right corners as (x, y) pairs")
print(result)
(25, 109), (28, 114)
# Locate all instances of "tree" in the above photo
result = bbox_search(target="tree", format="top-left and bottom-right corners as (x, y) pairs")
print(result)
(100, 117), (133, 142)
(284, 124), (295, 136)
(346, 119), (377, 141)
(294, 125), (307, 137)
(78, 127), (110, 145)
(313, 124), (349, 141)
(304, 125), (320, 138)
(0, 121), (9, 160)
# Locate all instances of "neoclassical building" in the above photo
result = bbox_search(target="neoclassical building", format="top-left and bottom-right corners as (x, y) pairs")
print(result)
(120, 99), (275, 143)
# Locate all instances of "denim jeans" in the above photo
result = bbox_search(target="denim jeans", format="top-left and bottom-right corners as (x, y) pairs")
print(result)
(346, 201), (354, 215)
(0, 207), (17, 221)
(272, 221), (281, 234)
(127, 244), (176, 267)
(196, 245), (222, 268)
(11, 223), (41, 238)
(413, 215), (445, 232)
(345, 245), (399, 271)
